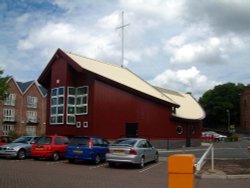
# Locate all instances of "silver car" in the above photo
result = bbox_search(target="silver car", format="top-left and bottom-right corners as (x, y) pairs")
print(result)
(106, 138), (159, 168)
(0, 136), (39, 159)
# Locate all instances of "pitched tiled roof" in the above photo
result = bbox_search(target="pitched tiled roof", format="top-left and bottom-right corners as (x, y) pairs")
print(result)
(11, 78), (47, 97)
(16, 81), (33, 93)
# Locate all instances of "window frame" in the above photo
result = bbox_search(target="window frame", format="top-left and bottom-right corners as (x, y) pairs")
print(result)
(27, 111), (37, 123)
(50, 87), (65, 124)
(3, 108), (15, 122)
(4, 93), (16, 106)
(27, 96), (38, 108)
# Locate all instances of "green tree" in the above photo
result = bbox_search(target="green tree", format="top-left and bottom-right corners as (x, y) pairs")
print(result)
(199, 83), (245, 130)
(0, 69), (9, 101)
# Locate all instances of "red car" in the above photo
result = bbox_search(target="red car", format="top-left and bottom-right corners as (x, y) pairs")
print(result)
(0, 136), (15, 146)
(31, 135), (69, 161)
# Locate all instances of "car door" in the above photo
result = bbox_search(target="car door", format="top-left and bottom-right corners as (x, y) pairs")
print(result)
(93, 138), (109, 159)
(54, 137), (65, 155)
(145, 140), (155, 162)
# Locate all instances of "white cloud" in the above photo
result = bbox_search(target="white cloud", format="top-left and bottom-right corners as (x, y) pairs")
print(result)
(121, 0), (184, 22)
(96, 11), (121, 29)
(164, 31), (250, 65)
(150, 66), (220, 98)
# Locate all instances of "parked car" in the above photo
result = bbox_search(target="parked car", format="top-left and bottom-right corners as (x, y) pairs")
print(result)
(31, 135), (69, 161)
(106, 138), (159, 168)
(0, 135), (15, 146)
(0, 136), (39, 159)
(201, 131), (227, 142)
(65, 136), (109, 164)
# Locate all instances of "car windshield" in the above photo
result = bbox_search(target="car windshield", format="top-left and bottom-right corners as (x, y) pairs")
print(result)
(36, 137), (52, 144)
(113, 139), (137, 146)
(69, 137), (89, 146)
(13, 136), (32, 144)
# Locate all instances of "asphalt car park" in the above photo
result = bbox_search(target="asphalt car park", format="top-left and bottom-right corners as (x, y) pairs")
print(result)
(0, 137), (250, 188)
(0, 158), (168, 188)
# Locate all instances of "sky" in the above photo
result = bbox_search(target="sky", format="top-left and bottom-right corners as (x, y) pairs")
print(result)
(1, 0), (250, 99)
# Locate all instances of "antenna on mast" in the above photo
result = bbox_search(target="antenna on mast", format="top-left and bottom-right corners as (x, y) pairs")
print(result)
(116, 11), (129, 67)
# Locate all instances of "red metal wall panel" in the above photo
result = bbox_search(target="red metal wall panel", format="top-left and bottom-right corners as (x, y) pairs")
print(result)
(91, 80), (178, 140)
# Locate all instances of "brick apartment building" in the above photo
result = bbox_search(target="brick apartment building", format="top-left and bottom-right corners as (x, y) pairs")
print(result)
(0, 77), (47, 136)
(240, 86), (250, 132)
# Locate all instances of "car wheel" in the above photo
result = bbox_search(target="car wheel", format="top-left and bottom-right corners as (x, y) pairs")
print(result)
(138, 157), (145, 168)
(52, 152), (60, 161)
(17, 149), (26, 160)
(68, 159), (75, 163)
(108, 162), (116, 168)
(94, 154), (101, 164)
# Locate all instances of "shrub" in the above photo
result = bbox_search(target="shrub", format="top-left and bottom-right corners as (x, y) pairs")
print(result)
(228, 133), (238, 142)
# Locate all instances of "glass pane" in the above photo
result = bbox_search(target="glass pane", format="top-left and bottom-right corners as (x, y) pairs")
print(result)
(51, 107), (56, 115)
(58, 106), (64, 114)
(77, 87), (86, 95)
(50, 116), (56, 123)
(67, 116), (75, 123)
(68, 87), (75, 95)
(58, 87), (64, 95)
(51, 98), (57, 105)
(51, 89), (57, 96)
(68, 97), (75, 105)
(76, 97), (82, 105)
(58, 97), (64, 105)
(68, 106), (75, 114)
(83, 106), (87, 113)
(83, 96), (87, 104)
(76, 107), (84, 114)
(57, 116), (63, 123)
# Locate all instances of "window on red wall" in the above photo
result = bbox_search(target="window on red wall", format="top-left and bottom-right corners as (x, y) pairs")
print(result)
(50, 87), (65, 124)
(177, 125), (183, 135)
(66, 86), (88, 125)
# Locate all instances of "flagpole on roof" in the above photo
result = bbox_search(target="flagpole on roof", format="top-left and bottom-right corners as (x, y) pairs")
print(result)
(116, 11), (129, 67)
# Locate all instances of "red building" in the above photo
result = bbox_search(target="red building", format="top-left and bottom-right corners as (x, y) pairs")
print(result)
(240, 86), (250, 132)
(38, 49), (205, 148)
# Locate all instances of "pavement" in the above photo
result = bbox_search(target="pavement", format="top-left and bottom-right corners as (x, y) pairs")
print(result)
(196, 159), (250, 179)
(159, 139), (250, 180)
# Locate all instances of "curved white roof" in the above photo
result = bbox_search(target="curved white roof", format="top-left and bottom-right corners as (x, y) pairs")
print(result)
(155, 87), (206, 120)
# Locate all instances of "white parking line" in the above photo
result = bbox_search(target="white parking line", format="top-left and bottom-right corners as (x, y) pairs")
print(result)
(139, 162), (162, 173)
(89, 163), (107, 170)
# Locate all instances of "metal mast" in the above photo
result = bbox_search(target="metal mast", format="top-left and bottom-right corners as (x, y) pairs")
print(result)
(116, 11), (129, 67)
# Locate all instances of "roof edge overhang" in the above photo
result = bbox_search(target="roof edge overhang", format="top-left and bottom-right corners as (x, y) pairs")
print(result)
(171, 114), (206, 122)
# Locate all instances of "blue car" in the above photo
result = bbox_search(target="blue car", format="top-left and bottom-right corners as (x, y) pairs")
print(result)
(65, 136), (109, 164)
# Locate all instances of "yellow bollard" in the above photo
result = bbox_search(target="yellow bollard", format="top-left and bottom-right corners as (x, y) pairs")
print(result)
(168, 154), (195, 188)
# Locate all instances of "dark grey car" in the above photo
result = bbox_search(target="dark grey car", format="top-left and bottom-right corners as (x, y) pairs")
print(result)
(106, 138), (159, 168)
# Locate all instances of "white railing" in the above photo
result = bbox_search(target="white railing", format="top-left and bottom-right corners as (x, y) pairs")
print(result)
(195, 144), (214, 172)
